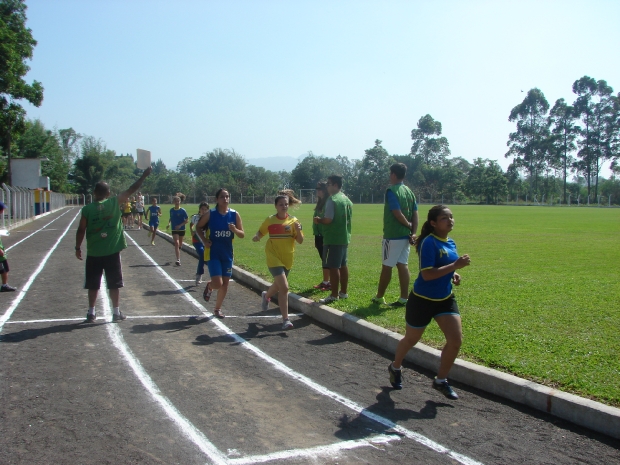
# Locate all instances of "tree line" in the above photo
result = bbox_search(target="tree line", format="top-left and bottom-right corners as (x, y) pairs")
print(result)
(1, 1), (619, 204)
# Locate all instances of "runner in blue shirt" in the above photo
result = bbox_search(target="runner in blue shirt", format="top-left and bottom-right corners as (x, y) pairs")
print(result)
(195, 188), (245, 318)
(167, 195), (188, 266)
(388, 205), (471, 400)
(145, 197), (161, 246)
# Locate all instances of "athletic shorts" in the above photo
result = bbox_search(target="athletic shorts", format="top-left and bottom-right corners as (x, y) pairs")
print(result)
(149, 218), (159, 228)
(405, 292), (460, 328)
(122, 212), (132, 218)
(172, 230), (186, 237)
(382, 238), (410, 267)
(137, 211), (144, 217)
(0, 260), (9, 274)
(84, 252), (124, 290)
(322, 244), (348, 269)
(207, 258), (233, 278)
(269, 266), (290, 277)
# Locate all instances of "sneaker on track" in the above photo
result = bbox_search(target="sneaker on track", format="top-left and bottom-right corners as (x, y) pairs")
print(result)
(432, 379), (458, 400)
(261, 291), (270, 312)
(282, 319), (294, 330)
(112, 312), (127, 322)
(175, 259), (181, 266)
(0, 284), (16, 292)
(85, 313), (97, 323)
(388, 363), (403, 390)
(203, 282), (212, 302)
(319, 295), (339, 304)
(195, 274), (202, 286)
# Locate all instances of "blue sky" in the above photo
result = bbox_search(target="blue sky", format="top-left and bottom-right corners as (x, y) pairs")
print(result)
(21, 0), (620, 176)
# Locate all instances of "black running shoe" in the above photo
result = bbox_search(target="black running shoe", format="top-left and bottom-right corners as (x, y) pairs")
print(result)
(432, 379), (458, 400)
(112, 312), (127, 322)
(85, 313), (97, 323)
(388, 363), (402, 390)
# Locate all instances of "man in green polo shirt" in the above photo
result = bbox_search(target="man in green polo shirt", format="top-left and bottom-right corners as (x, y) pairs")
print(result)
(313, 174), (353, 305)
(75, 167), (152, 322)
(372, 163), (418, 306)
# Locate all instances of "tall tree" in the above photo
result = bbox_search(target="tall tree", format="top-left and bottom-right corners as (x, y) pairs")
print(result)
(506, 88), (550, 195)
(410, 114), (451, 165)
(572, 76), (598, 198)
(0, 0), (44, 185)
(548, 99), (578, 204)
(358, 140), (394, 200)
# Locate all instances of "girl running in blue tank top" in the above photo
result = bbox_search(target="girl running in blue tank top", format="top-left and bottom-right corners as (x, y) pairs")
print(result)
(195, 188), (245, 318)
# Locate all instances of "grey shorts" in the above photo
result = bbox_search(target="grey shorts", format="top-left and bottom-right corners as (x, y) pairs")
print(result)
(322, 244), (348, 269)
(269, 266), (290, 277)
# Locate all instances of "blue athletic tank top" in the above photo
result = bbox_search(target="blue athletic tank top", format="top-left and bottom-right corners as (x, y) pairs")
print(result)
(208, 208), (237, 261)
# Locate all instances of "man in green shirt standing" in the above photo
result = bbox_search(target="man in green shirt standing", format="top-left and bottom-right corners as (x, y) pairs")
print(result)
(372, 163), (418, 306)
(75, 167), (152, 322)
(313, 174), (353, 305)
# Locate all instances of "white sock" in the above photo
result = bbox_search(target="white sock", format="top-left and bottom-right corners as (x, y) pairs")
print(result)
(113, 307), (120, 315)
(391, 363), (401, 371)
(88, 307), (96, 315)
(323, 281), (329, 285)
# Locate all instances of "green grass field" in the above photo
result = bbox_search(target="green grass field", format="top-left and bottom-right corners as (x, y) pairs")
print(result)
(160, 203), (620, 407)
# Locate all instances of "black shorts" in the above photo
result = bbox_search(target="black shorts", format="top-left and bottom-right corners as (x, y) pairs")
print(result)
(405, 292), (460, 328)
(172, 230), (186, 237)
(122, 212), (132, 218)
(84, 252), (124, 290)
(0, 260), (9, 274)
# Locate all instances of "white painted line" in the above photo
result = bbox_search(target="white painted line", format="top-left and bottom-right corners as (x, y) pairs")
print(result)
(98, 282), (228, 465)
(125, 234), (485, 465)
(6, 208), (73, 252)
(0, 211), (81, 333)
(5, 314), (304, 325)
(228, 434), (401, 464)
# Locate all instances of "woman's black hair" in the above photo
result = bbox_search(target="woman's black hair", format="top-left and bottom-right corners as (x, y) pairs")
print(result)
(198, 201), (209, 211)
(215, 188), (228, 199)
(415, 204), (449, 254)
(315, 181), (328, 212)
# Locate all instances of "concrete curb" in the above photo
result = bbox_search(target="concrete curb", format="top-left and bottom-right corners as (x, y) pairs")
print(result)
(153, 227), (620, 440)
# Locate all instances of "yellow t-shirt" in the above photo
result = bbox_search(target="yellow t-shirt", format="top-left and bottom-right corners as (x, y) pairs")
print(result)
(258, 214), (300, 270)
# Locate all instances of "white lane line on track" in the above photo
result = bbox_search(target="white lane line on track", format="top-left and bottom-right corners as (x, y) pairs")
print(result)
(98, 284), (229, 465)
(125, 233), (485, 465)
(5, 314), (305, 325)
(228, 434), (401, 464)
(0, 210), (81, 333)
(6, 208), (74, 252)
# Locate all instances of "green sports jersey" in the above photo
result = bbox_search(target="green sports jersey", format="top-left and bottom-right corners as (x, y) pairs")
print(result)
(0, 237), (5, 262)
(383, 183), (416, 239)
(322, 192), (353, 245)
(81, 197), (126, 257)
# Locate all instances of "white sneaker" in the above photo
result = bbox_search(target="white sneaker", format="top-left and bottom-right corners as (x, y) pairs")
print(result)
(195, 274), (202, 285)
(175, 259), (181, 266)
(338, 292), (349, 299)
(282, 319), (293, 330)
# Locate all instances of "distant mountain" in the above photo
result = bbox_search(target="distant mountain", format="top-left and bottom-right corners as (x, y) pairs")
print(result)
(245, 156), (300, 173)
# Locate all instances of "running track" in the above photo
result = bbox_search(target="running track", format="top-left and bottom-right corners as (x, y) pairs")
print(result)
(0, 208), (618, 464)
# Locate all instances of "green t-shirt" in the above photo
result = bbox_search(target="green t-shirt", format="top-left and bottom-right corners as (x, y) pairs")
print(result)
(81, 197), (126, 257)
(0, 237), (5, 262)
(312, 205), (325, 236)
(322, 192), (353, 245)
(383, 183), (416, 239)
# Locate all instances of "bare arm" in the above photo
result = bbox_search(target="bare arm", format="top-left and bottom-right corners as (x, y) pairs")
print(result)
(229, 212), (245, 238)
(117, 167), (152, 205)
(294, 221), (304, 244)
(196, 211), (211, 245)
(75, 215), (88, 260)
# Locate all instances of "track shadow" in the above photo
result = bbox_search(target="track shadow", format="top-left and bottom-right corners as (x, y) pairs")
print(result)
(130, 316), (211, 334)
(192, 319), (306, 346)
(0, 321), (103, 343)
(143, 287), (192, 296)
(129, 263), (171, 268)
(349, 303), (393, 319)
(333, 387), (452, 440)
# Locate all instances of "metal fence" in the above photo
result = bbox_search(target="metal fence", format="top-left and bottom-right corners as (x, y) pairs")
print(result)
(0, 184), (78, 230)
